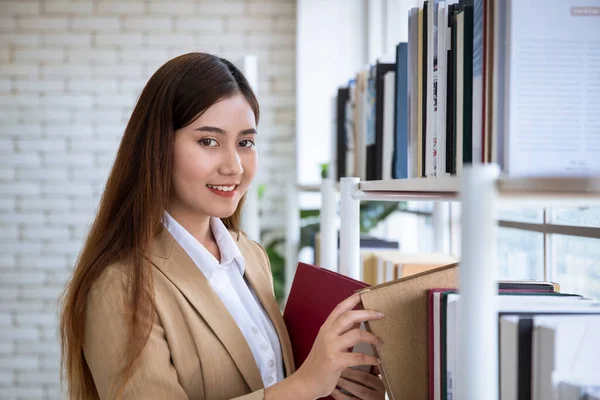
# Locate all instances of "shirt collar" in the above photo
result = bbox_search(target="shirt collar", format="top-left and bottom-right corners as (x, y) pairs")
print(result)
(210, 216), (245, 274)
(161, 211), (245, 281)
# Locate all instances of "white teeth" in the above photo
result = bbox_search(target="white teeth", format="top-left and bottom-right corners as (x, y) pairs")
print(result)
(208, 184), (235, 192)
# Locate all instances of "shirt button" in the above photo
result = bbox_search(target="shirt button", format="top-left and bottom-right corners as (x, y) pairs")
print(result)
(265, 376), (274, 384)
(260, 343), (269, 351)
(268, 359), (275, 368)
(252, 327), (259, 335)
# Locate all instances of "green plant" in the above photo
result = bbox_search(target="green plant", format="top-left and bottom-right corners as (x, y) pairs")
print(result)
(264, 237), (285, 302)
(320, 163), (329, 179)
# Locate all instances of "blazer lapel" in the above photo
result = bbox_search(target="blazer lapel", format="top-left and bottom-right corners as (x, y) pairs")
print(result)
(237, 236), (296, 377)
(149, 228), (264, 392)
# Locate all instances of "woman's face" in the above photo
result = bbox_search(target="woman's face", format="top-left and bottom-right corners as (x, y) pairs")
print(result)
(170, 93), (258, 220)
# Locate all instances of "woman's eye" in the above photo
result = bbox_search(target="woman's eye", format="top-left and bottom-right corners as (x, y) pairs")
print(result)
(199, 138), (218, 147)
(239, 139), (255, 148)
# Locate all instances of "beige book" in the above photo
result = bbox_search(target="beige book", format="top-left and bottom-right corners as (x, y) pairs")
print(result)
(358, 263), (458, 400)
(361, 251), (458, 284)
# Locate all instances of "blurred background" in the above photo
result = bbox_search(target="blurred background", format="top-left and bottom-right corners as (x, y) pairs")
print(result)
(0, 0), (599, 399)
(0, 0), (296, 398)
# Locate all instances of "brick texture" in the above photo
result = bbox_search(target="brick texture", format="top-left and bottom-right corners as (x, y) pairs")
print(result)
(0, 0), (296, 398)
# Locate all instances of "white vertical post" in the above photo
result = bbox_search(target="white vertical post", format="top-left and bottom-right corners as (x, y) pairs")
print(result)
(340, 177), (361, 280)
(432, 202), (450, 253)
(239, 55), (260, 242)
(284, 182), (299, 302)
(242, 55), (258, 92)
(241, 184), (260, 242)
(459, 164), (500, 400)
(320, 178), (338, 272)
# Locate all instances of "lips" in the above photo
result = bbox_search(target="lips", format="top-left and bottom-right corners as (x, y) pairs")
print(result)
(206, 184), (238, 198)
(206, 184), (237, 192)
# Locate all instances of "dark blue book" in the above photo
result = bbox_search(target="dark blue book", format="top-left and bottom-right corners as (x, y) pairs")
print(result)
(392, 42), (409, 179)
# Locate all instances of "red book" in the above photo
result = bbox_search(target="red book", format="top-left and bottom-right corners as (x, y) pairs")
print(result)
(283, 262), (370, 398)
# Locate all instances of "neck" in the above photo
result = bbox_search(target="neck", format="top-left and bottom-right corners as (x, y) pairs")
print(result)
(166, 206), (213, 246)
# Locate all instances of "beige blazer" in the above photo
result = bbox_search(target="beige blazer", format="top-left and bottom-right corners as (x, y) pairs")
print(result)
(84, 228), (296, 400)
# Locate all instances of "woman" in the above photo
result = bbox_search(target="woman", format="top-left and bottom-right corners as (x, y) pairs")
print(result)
(60, 53), (386, 400)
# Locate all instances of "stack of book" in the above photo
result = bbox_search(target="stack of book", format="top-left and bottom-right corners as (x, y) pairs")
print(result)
(361, 250), (458, 285)
(284, 262), (600, 400)
(333, 0), (600, 181)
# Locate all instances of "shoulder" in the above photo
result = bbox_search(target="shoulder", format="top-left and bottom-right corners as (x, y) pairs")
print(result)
(86, 263), (132, 317)
(236, 231), (271, 268)
(88, 259), (154, 312)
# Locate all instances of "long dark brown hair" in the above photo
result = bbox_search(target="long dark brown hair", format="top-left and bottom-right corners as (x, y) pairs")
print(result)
(60, 52), (260, 399)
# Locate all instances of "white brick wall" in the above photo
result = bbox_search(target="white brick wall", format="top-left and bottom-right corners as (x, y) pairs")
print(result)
(0, 0), (296, 398)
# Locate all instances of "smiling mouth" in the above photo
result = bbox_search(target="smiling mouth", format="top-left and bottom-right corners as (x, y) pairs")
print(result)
(206, 184), (238, 192)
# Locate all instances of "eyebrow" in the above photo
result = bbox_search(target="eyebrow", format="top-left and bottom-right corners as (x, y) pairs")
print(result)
(194, 126), (257, 135)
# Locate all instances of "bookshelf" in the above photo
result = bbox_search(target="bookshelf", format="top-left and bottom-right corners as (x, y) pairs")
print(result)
(319, 0), (600, 395)
(337, 166), (600, 400)
(354, 175), (600, 205)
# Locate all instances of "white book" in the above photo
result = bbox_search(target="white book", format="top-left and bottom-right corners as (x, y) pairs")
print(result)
(503, 0), (600, 176)
(500, 316), (520, 400)
(433, 292), (443, 400)
(491, 0), (504, 165)
(533, 315), (600, 400)
(426, 1), (439, 177)
(355, 69), (369, 181)
(436, 2), (448, 177)
(384, 260), (395, 282)
(331, 96), (338, 179)
(346, 80), (356, 177)
(382, 71), (396, 181)
(408, 8), (420, 178)
(447, 294), (459, 400)
(376, 257), (385, 284)
(471, 0), (485, 164)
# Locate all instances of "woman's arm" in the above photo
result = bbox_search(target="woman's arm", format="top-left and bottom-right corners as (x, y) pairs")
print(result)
(84, 266), (190, 399)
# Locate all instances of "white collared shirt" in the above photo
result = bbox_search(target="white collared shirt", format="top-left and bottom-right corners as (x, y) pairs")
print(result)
(162, 212), (284, 388)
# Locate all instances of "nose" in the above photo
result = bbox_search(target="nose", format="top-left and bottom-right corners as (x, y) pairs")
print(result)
(219, 146), (244, 176)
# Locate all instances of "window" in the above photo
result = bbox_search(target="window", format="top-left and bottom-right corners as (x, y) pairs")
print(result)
(496, 207), (600, 300)
(372, 204), (600, 300)
(497, 227), (544, 281)
(551, 234), (600, 300)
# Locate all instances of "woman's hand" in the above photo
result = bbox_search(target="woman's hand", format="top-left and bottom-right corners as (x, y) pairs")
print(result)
(293, 293), (385, 399)
(332, 368), (386, 400)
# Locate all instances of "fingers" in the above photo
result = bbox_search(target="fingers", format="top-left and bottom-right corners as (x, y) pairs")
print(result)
(332, 310), (385, 336)
(336, 377), (376, 400)
(340, 351), (381, 368)
(328, 293), (362, 323)
(337, 328), (383, 351)
(341, 368), (385, 391)
(372, 365), (382, 376)
(331, 388), (355, 400)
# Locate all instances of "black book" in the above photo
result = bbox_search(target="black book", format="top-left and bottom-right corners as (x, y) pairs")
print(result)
(367, 62), (395, 181)
(446, 4), (456, 174)
(450, 4), (459, 174)
(517, 318), (534, 400)
(336, 87), (350, 180)
(462, 4), (474, 165)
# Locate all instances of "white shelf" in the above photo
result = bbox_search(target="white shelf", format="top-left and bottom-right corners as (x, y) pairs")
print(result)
(497, 176), (600, 201)
(355, 176), (600, 206)
(358, 176), (459, 200)
(331, 169), (600, 400)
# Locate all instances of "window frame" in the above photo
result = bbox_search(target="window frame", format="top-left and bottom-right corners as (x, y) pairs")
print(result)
(393, 205), (600, 282)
